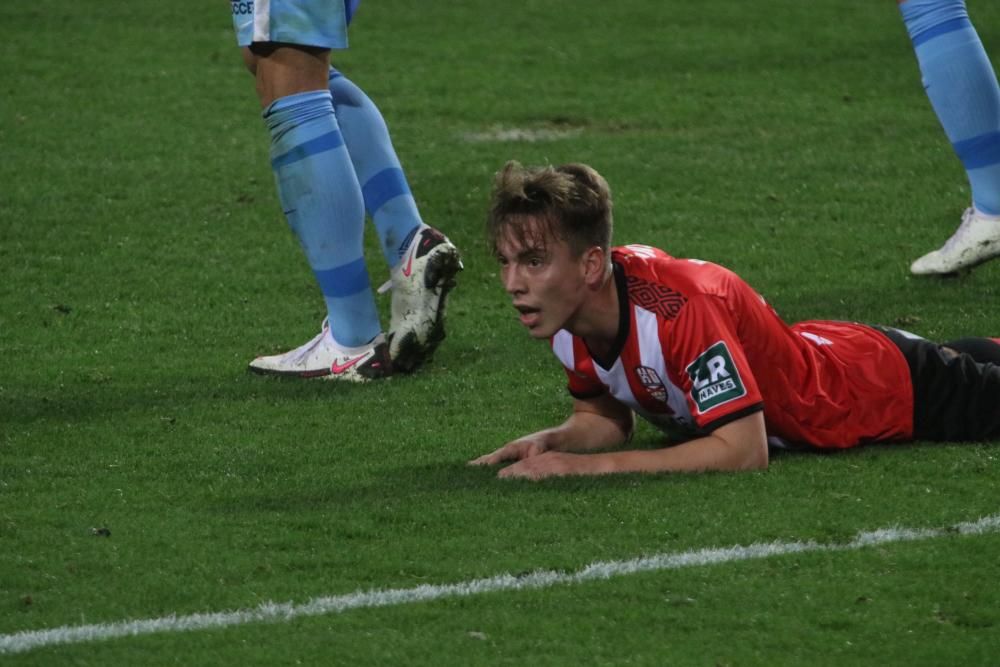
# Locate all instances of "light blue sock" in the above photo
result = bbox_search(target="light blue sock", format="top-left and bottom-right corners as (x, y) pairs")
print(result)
(901, 0), (1000, 215)
(328, 69), (423, 268)
(265, 89), (381, 347)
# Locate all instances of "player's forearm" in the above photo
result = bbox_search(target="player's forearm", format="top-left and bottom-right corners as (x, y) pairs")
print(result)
(542, 411), (631, 453)
(598, 432), (768, 474)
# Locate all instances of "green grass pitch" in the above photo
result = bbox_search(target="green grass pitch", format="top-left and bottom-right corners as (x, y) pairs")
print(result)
(2, 0), (999, 664)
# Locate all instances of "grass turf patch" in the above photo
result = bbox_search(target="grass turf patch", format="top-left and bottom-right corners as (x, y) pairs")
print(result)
(2, 0), (999, 663)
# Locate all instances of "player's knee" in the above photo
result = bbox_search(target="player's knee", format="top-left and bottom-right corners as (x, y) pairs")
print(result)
(328, 72), (365, 107)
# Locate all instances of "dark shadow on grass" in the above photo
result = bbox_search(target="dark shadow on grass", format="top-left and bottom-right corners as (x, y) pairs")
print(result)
(209, 455), (773, 516)
(206, 438), (994, 518)
(0, 367), (451, 427)
(767, 439), (983, 459)
(1, 333), (512, 429)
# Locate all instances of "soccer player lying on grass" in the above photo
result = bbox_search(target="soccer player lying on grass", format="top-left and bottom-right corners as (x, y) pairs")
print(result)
(469, 161), (1000, 480)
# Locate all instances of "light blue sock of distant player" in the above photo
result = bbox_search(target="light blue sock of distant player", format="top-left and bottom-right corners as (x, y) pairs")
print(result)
(901, 0), (1000, 215)
(264, 89), (381, 347)
(328, 68), (423, 268)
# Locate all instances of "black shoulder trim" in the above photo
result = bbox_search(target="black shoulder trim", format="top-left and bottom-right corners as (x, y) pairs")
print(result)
(568, 386), (607, 400)
(699, 402), (764, 434)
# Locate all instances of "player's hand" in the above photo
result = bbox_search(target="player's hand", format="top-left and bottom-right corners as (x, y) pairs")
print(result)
(496, 451), (589, 480)
(468, 437), (548, 466)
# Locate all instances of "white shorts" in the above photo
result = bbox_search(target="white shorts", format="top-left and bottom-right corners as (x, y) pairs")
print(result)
(231, 0), (358, 49)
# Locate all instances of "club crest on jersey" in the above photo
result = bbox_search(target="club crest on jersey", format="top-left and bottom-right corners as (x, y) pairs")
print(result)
(685, 342), (746, 412)
(635, 365), (669, 404)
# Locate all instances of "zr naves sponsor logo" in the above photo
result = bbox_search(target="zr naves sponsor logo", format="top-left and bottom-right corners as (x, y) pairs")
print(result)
(685, 341), (746, 412)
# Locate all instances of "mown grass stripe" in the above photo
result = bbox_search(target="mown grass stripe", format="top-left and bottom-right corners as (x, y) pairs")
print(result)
(3, 514), (998, 655)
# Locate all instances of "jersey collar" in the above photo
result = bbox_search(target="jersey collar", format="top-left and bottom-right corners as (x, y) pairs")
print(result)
(588, 261), (631, 371)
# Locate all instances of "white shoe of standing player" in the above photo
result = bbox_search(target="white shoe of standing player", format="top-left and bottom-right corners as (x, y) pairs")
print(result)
(381, 225), (462, 373)
(248, 319), (391, 382)
(910, 207), (1000, 275)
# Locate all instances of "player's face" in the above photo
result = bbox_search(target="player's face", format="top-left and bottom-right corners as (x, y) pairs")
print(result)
(495, 220), (589, 339)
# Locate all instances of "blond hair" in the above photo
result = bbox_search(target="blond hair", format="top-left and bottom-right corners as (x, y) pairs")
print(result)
(486, 161), (613, 257)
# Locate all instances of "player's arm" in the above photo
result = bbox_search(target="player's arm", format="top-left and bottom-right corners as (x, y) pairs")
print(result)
(599, 410), (768, 473)
(469, 392), (634, 466)
(493, 410), (767, 480)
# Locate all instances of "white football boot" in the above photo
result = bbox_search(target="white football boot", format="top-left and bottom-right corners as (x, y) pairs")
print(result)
(910, 207), (1000, 275)
(249, 319), (391, 382)
(381, 225), (462, 373)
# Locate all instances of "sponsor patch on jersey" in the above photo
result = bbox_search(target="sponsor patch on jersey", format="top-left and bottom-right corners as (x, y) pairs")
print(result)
(685, 341), (746, 412)
(635, 365), (670, 407)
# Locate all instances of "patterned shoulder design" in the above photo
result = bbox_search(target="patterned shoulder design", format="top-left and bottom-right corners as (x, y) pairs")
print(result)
(626, 275), (687, 320)
(615, 245), (688, 321)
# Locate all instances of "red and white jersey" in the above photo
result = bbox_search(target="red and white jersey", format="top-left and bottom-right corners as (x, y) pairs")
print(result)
(551, 245), (914, 448)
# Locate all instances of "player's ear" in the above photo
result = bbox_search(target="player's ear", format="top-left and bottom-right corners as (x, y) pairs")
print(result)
(582, 246), (608, 287)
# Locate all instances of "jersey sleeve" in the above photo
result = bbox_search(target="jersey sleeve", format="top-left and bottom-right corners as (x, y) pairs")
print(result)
(664, 294), (764, 432)
(563, 366), (606, 399)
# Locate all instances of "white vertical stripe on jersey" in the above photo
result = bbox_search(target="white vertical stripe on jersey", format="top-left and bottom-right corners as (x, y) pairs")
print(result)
(253, 0), (271, 44)
(552, 330), (575, 371)
(593, 357), (640, 410)
(634, 306), (693, 424)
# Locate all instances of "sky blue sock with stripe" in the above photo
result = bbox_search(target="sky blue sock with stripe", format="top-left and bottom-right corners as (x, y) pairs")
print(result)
(901, 0), (1000, 215)
(265, 89), (381, 347)
(328, 69), (423, 268)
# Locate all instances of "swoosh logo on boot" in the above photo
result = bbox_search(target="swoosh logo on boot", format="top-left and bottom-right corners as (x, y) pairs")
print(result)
(401, 249), (415, 278)
(330, 354), (367, 374)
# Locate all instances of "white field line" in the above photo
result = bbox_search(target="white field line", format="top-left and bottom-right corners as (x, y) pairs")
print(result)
(2, 513), (998, 655)
(460, 126), (584, 143)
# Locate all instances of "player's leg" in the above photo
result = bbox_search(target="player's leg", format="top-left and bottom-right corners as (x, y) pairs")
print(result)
(899, 0), (1000, 275)
(327, 70), (425, 270)
(941, 337), (1000, 364)
(888, 332), (1000, 440)
(328, 69), (462, 372)
(233, 2), (388, 381)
